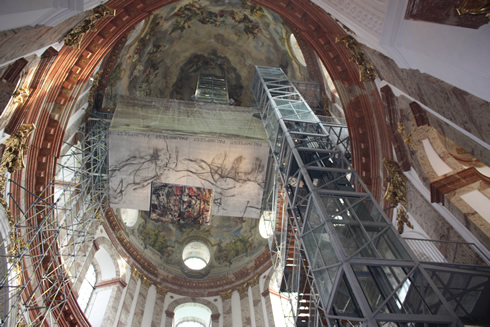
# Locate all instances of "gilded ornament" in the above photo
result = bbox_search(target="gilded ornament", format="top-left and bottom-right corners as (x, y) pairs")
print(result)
(237, 283), (248, 294)
(335, 35), (378, 82)
(396, 207), (413, 234)
(220, 289), (233, 300)
(397, 122), (414, 148)
(382, 158), (407, 208)
(382, 158), (413, 234)
(156, 285), (168, 296)
(457, 0), (490, 18)
(64, 4), (116, 49)
(12, 88), (30, 105)
(0, 124), (36, 230)
(131, 267), (144, 280)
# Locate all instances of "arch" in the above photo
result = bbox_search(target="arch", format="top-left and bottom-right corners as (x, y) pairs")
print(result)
(166, 297), (220, 327)
(10, 0), (393, 325)
(94, 235), (128, 281)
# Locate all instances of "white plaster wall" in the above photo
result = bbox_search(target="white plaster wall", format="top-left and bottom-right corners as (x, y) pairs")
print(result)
(0, 0), (108, 31)
(94, 248), (117, 281)
(461, 190), (490, 224)
(380, 0), (490, 102)
(314, 0), (490, 102)
(88, 288), (112, 327)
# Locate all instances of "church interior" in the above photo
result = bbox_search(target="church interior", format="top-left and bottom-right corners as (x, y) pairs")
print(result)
(0, 0), (489, 326)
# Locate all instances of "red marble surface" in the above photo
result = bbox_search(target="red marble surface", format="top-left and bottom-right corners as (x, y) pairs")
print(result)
(405, 0), (489, 29)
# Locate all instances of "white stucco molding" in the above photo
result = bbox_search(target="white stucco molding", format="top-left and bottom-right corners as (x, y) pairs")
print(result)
(0, 0), (108, 32)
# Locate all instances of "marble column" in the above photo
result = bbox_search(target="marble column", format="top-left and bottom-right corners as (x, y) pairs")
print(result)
(220, 290), (233, 327)
(126, 278), (141, 327)
(151, 288), (166, 327)
(251, 283), (265, 327)
(132, 281), (148, 326)
(238, 284), (251, 326)
(141, 284), (156, 327)
(116, 275), (137, 327)
(261, 289), (274, 327)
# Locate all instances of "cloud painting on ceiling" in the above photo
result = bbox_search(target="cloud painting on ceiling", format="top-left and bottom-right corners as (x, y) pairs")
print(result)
(115, 209), (268, 277)
(103, 0), (307, 108)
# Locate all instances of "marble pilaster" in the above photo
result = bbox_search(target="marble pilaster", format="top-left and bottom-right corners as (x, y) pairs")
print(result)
(116, 276), (137, 327)
(238, 285), (251, 326)
(251, 283), (265, 327)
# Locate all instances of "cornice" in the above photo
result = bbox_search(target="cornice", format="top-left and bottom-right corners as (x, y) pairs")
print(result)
(10, 0), (393, 324)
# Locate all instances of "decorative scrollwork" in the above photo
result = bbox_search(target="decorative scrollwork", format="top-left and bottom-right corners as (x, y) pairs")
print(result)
(335, 35), (378, 82)
(383, 158), (407, 208)
(396, 207), (413, 234)
(0, 124), (35, 264)
(457, 0), (490, 19)
(383, 158), (413, 234)
(220, 289), (233, 300)
(64, 4), (116, 49)
(12, 88), (30, 105)
(0, 124), (36, 174)
(397, 122), (414, 148)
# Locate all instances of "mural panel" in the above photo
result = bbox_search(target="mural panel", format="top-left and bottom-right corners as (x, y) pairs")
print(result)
(150, 182), (213, 225)
(109, 97), (269, 218)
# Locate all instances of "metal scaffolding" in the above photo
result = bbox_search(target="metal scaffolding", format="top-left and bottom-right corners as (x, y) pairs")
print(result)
(252, 66), (490, 327)
(0, 117), (109, 326)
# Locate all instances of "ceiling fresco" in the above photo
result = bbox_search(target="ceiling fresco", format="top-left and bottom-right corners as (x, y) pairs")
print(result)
(115, 208), (268, 278)
(105, 0), (308, 281)
(103, 0), (308, 108)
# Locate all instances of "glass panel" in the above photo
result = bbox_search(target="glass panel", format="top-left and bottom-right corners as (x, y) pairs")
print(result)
(426, 268), (489, 323)
(350, 198), (386, 223)
(303, 227), (324, 270)
(305, 200), (323, 231)
(334, 223), (374, 257)
(372, 228), (411, 260)
(313, 266), (339, 304)
(331, 273), (363, 318)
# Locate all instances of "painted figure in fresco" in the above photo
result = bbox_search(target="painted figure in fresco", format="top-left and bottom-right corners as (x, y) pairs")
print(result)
(150, 183), (213, 225)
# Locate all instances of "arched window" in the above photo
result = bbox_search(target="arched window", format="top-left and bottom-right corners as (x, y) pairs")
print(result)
(174, 303), (211, 327)
(77, 264), (96, 312)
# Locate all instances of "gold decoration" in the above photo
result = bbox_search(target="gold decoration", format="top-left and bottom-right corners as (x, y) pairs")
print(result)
(64, 4), (116, 49)
(156, 285), (168, 296)
(383, 158), (413, 234)
(12, 88), (30, 105)
(141, 278), (152, 289)
(247, 275), (259, 287)
(335, 35), (378, 82)
(220, 289), (233, 300)
(397, 122), (414, 148)
(131, 267), (143, 280)
(457, 0), (490, 18)
(382, 158), (407, 208)
(0, 124), (36, 229)
(396, 207), (413, 234)
(237, 283), (248, 295)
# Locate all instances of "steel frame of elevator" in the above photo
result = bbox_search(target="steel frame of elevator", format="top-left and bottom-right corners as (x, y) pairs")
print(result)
(252, 66), (490, 327)
(0, 116), (109, 326)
